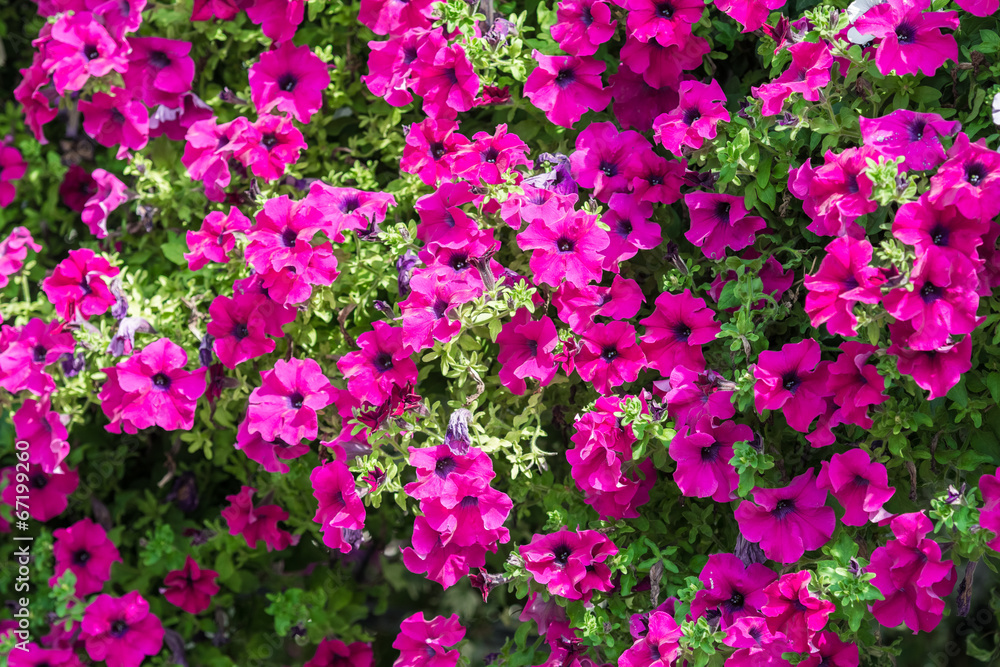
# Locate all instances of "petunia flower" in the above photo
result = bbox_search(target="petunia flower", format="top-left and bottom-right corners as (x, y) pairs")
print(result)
(762, 571), (835, 651)
(575, 321), (646, 395)
(161, 556), (220, 614)
(1, 466), (78, 522)
(854, 0), (959, 77)
(497, 309), (560, 395)
(192, 0), (246, 22)
(400, 118), (470, 186)
(804, 236), (884, 337)
(519, 529), (617, 602)
(337, 321), (418, 406)
(411, 44), (480, 120)
(234, 415), (309, 473)
(41, 248), (120, 321)
(524, 51), (611, 128)
(723, 616), (792, 667)
(305, 639), (375, 667)
(517, 207), (609, 286)
(80, 88), (149, 155)
(753, 339), (832, 433)
(626, 149), (685, 205)
(817, 448), (894, 526)
(600, 192), (660, 271)
(892, 195), (987, 272)
(0, 318), (75, 396)
(6, 643), (83, 667)
(661, 366), (736, 429)
(0, 226), (41, 288)
(452, 123), (530, 186)
(399, 272), (476, 352)
(246, 0), (305, 42)
(684, 191), (765, 260)
(619, 31), (709, 90)
(81, 169), (127, 239)
(570, 121), (650, 202)
(14, 62), (59, 145)
(123, 37), (196, 107)
(392, 613), (465, 667)
(623, 0), (703, 47)
(13, 398), (70, 474)
(50, 518), (122, 597)
(801, 632), (860, 667)
(0, 146), (27, 208)
(618, 611), (682, 667)
(639, 289), (719, 375)
(551, 0), (616, 56)
(236, 113), (307, 182)
(860, 109), (960, 171)
(788, 146), (881, 238)
(42, 11), (128, 94)
(689, 552), (777, 627)
(413, 181), (479, 248)
(185, 207), (252, 271)
(222, 485), (296, 551)
(207, 294), (277, 368)
(827, 341), (888, 428)
(553, 275), (645, 334)
(653, 79), (730, 154)
(609, 62), (681, 133)
(887, 320), (971, 400)
(80, 591), (164, 667)
(358, 0), (435, 36)
(247, 357), (335, 444)
(249, 41), (331, 124)
(926, 133), (1000, 222)
(752, 41), (832, 116)
(715, 0), (787, 32)
(735, 469), (836, 564)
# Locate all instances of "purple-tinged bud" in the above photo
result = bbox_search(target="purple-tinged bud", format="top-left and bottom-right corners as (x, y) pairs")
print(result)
(373, 300), (394, 317)
(166, 472), (199, 512)
(60, 351), (86, 377)
(199, 333), (214, 368)
(106, 317), (156, 357)
(396, 250), (420, 299)
(483, 17), (515, 47)
(946, 483), (967, 504)
(469, 568), (511, 602)
(527, 152), (577, 196)
(218, 87), (248, 105)
(110, 278), (129, 320)
(735, 533), (767, 566)
(444, 408), (473, 455)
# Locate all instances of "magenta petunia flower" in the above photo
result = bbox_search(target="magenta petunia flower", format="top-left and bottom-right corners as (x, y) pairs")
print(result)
(980, 467), (1000, 553)
(192, 0), (245, 22)
(0, 318), (74, 396)
(735, 469), (836, 564)
(234, 415), (309, 473)
(305, 638), (375, 667)
(869, 512), (956, 633)
(249, 41), (330, 123)
(411, 44), (480, 120)
(79, 88), (149, 155)
(609, 62), (681, 133)
(553, 275), (645, 334)
(400, 118), (470, 186)
(402, 516), (490, 589)
(670, 417), (750, 503)
(627, 149), (684, 205)
(804, 236), (884, 337)
(551, 0), (616, 56)
(801, 631), (860, 667)
(452, 123), (530, 185)
(123, 37), (195, 107)
(41, 248), (119, 321)
(753, 339), (832, 432)
(337, 321), (418, 406)
(752, 41), (832, 116)
(14, 62), (59, 145)
(689, 552), (777, 627)
(571, 121), (650, 202)
(723, 616), (792, 666)
(413, 180), (479, 248)
(59, 164), (97, 212)
(0, 146), (27, 208)
(0, 226), (40, 288)
(926, 133), (1000, 222)
(892, 196), (987, 273)
(954, 0), (998, 14)
(233, 273), (299, 337)
(827, 341), (888, 429)
(359, 0), (435, 36)
(363, 28), (443, 108)
(1, 466), (78, 522)
(519, 528), (617, 601)
(236, 113), (307, 181)
(854, 0), (959, 76)
(50, 518), (122, 597)
(883, 253), (979, 352)
(222, 485), (296, 551)
(653, 79), (730, 154)
(715, 0), (787, 32)
(517, 207), (608, 287)
(684, 191), (765, 260)
(399, 273), (476, 352)
(245, 195), (324, 273)
(418, 475), (512, 550)
(639, 289), (719, 375)
(311, 459), (366, 553)
(762, 571), (835, 651)
(618, 611), (682, 667)
(246, 0), (305, 42)
(80, 591), (163, 667)
(185, 206), (251, 271)
(6, 643), (82, 667)
(887, 320), (971, 400)
(575, 321), (646, 395)
(42, 11), (128, 94)
(92, 0), (146, 40)
(13, 398), (69, 474)
(600, 192), (660, 271)
(623, 0), (703, 47)
(817, 448), (894, 527)
(81, 169), (127, 239)
(860, 110), (960, 172)
(392, 613), (465, 667)
(247, 357), (335, 444)
(162, 556), (219, 614)
(182, 117), (248, 202)
(497, 309), (560, 395)
(100, 338), (207, 434)
(524, 52), (611, 128)
(619, 31), (709, 89)
(207, 294), (277, 368)
(662, 366), (736, 429)
(788, 146), (881, 238)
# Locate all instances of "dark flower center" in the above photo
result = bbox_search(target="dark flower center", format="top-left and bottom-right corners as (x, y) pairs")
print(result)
(526, 339), (538, 356)
(673, 322), (692, 342)
(599, 160), (618, 177)
(655, 2), (675, 18)
(339, 195), (361, 213)
(727, 590), (745, 610)
(261, 133), (279, 150)
(403, 46), (419, 64)
(920, 282), (942, 303)
(84, 44), (100, 60)
(429, 141), (446, 160)
(110, 619), (128, 638)
(966, 163), (987, 186)
(554, 68), (575, 89)
(682, 107), (701, 125)
(907, 118), (927, 142)
(601, 345), (618, 361)
(233, 322), (249, 340)
(700, 441), (722, 462)
(581, 4), (594, 25)
(460, 495), (478, 508)
(73, 549), (91, 565)
(148, 51), (171, 69)
(894, 23), (916, 44)
(449, 253), (470, 270)
(152, 372), (171, 389)
(443, 67), (459, 85)
(373, 352), (394, 373)
(929, 224), (949, 247)
(773, 498), (795, 519)
(289, 392), (304, 409)
(648, 175), (663, 186)
(781, 372), (801, 393)
(435, 456), (457, 478)
(852, 474), (870, 488)
(482, 146), (500, 164)
(715, 201), (731, 221)
(617, 218), (633, 236)
(556, 237), (575, 252)
(432, 299), (449, 319)
(281, 228), (297, 247)
(278, 73), (298, 92)
(111, 108), (126, 125)
(845, 173), (860, 194)
(844, 275), (859, 290)
(32, 344), (48, 363)
(552, 544), (572, 566)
